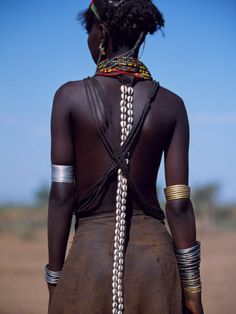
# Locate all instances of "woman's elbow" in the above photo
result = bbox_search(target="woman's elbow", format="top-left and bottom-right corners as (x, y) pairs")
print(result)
(165, 199), (192, 217)
(49, 183), (76, 209)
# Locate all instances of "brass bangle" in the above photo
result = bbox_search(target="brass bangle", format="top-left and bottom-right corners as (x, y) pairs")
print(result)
(184, 288), (202, 294)
(164, 184), (190, 201)
(182, 278), (201, 283)
(184, 289), (202, 294)
(184, 285), (202, 292)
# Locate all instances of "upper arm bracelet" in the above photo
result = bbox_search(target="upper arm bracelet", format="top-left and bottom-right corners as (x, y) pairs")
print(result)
(51, 164), (74, 183)
(164, 184), (190, 201)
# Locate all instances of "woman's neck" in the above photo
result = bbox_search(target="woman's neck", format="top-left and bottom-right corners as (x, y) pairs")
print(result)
(105, 46), (139, 61)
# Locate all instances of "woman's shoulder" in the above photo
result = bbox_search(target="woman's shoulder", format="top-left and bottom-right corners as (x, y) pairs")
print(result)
(54, 79), (86, 98)
(52, 79), (88, 108)
(157, 84), (184, 106)
(156, 84), (187, 117)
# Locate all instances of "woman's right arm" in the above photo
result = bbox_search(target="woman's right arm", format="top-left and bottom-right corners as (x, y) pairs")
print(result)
(47, 84), (76, 308)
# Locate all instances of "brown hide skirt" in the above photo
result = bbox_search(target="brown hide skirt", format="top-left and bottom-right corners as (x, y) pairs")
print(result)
(48, 211), (183, 314)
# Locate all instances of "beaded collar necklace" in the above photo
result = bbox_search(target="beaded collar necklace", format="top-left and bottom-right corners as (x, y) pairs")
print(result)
(96, 56), (152, 80)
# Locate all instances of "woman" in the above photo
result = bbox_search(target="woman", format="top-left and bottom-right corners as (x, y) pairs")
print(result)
(46, 1), (204, 313)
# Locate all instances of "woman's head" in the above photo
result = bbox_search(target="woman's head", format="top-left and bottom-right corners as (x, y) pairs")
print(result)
(78, 0), (165, 63)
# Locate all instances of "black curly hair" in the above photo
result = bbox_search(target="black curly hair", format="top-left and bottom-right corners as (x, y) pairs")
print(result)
(78, 0), (165, 51)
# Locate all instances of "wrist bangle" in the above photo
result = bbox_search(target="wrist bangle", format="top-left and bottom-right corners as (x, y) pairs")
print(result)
(175, 241), (202, 294)
(175, 241), (200, 254)
(44, 264), (62, 285)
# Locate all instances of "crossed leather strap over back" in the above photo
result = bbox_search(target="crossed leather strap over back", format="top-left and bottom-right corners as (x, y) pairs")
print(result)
(75, 77), (165, 222)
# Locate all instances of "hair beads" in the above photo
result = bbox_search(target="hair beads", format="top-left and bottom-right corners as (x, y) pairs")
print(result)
(112, 85), (134, 314)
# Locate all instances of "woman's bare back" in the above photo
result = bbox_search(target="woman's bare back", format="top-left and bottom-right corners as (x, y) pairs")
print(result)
(51, 76), (188, 215)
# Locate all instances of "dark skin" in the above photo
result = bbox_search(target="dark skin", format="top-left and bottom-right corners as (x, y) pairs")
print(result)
(47, 21), (204, 314)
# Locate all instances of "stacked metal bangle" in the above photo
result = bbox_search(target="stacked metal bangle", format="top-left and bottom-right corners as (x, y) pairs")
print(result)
(45, 264), (62, 285)
(164, 184), (190, 201)
(175, 241), (202, 294)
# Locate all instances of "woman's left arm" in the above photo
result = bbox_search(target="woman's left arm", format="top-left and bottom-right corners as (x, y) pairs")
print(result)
(164, 97), (204, 314)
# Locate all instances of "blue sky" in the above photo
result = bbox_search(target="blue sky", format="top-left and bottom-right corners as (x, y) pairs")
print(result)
(0, 0), (235, 204)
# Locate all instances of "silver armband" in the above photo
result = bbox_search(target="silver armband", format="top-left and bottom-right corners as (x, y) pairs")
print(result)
(51, 164), (74, 183)
(45, 264), (62, 285)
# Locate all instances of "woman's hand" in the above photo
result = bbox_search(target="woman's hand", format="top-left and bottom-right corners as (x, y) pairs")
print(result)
(184, 292), (204, 314)
(47, 284), (57, 310)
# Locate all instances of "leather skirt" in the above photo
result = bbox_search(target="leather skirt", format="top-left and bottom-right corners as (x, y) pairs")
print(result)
(48, 211), (183, 314)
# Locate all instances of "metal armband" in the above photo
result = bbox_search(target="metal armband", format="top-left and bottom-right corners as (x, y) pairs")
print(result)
(164, 184), (190, 201)
(51, 164), (74, 183)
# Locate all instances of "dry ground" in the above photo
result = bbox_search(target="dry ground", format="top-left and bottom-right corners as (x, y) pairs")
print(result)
(0, 224), (235, 314)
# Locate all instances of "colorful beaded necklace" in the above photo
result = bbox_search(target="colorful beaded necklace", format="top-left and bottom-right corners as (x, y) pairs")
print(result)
(96, 56), (152, 80)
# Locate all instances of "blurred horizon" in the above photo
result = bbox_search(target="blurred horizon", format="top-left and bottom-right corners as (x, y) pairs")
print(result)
(0, 0), (236, 204)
